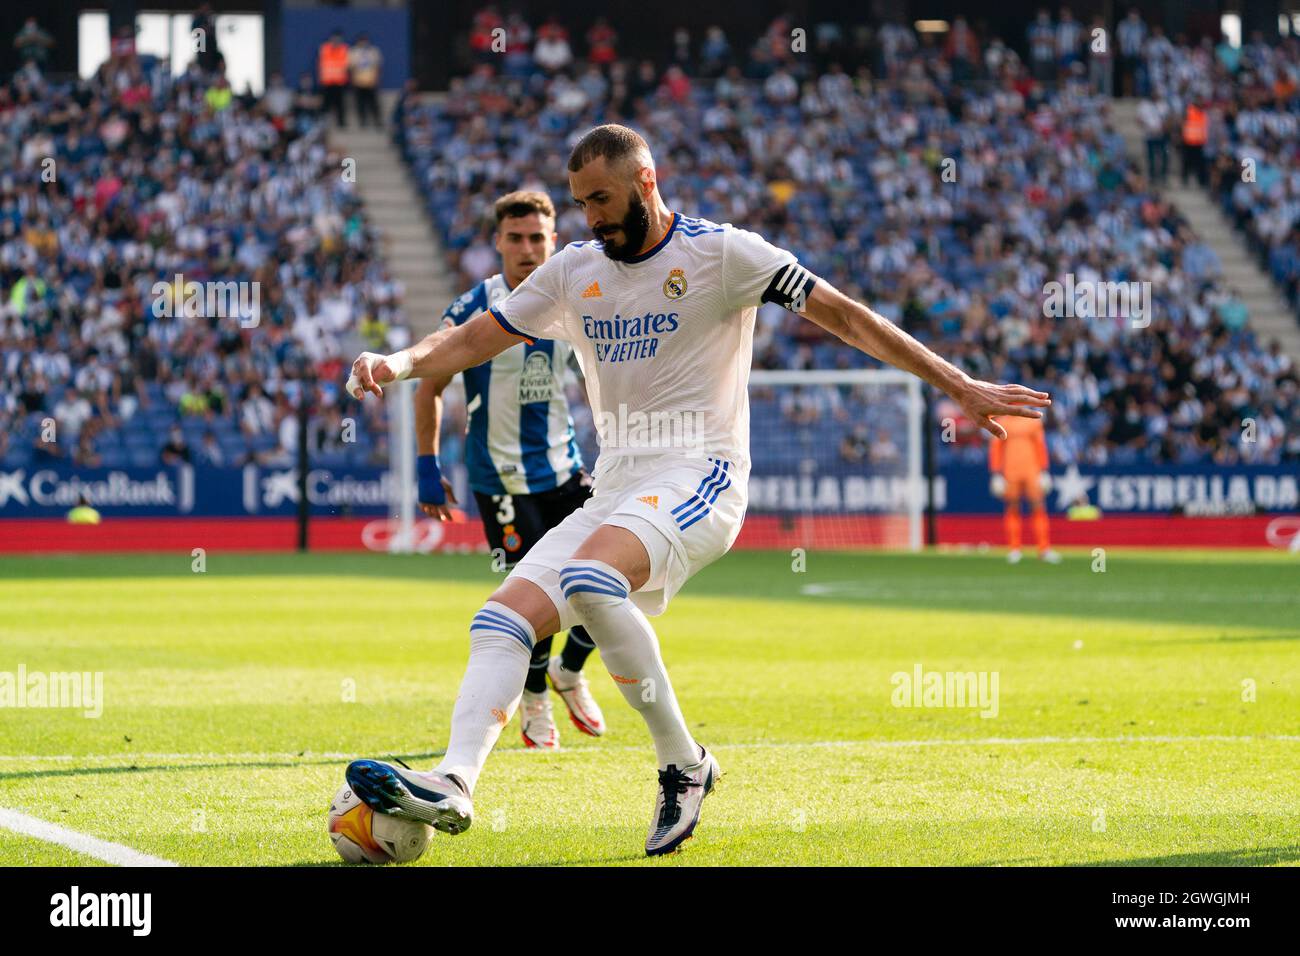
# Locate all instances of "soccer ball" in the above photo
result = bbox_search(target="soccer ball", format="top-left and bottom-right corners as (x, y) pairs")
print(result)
(327, 783), (433, 864)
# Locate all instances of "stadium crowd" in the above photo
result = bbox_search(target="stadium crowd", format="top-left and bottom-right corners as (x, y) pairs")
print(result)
(4, 10), (1297, 486)
(1136, 29), (1300, 325)
(398, 10), (1299, 467)
(0, 30), (405, 473)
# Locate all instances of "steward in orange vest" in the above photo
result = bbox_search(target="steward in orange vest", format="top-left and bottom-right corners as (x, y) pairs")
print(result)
(1182, 104), (1207, 146)
(317, 31), (350, 126)
(318, 35), (350, 87)
(1180, 101), (1208, 186)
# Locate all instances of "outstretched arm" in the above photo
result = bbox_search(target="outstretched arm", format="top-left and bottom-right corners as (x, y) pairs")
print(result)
(346, 311), (522, 400)
(799, 280), (1050, 439)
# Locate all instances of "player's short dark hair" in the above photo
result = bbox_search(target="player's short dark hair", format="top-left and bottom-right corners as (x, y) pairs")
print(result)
(493, 191), (556, 228)
(567, 124), (653, 174)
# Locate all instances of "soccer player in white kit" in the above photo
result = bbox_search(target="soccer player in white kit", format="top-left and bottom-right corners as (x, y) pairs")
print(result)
(344, 125), (1051, 856)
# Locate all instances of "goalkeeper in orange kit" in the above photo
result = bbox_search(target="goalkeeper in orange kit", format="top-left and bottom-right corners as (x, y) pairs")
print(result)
(989, 415), (1061, 564)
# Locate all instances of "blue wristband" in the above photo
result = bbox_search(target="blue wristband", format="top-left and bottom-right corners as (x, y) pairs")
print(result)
(417, 455), (446, 506)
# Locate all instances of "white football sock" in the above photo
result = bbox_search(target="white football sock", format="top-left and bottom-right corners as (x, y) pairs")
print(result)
(434, 601), (533, 794)
(558, 559), (697, 769)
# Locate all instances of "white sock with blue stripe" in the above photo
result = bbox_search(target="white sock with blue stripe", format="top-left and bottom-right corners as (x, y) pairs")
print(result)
(559, 559), (698, 770)
(435, 600), (534, 794)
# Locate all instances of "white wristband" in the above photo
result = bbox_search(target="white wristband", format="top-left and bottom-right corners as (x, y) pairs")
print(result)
(385, 349), (413, 382)
(347, 349), (412, 399)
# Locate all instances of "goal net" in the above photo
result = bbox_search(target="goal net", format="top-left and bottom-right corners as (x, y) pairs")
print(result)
(387, 369), (925, 553)
(745, 369), (924, 552)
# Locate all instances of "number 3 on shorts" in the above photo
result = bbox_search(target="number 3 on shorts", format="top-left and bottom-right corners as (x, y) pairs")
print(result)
(493, 495), (515, 525)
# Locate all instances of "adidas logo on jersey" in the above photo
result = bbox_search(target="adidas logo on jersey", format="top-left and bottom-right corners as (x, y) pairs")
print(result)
(581, 281), (602, 298)
(637, 495), (659, 510)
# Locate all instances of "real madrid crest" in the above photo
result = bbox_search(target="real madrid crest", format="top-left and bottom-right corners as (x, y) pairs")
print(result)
(663, 268), (687, 300)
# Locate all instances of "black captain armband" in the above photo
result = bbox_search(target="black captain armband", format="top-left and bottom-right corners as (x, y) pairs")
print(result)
(762, 262), (817, 313)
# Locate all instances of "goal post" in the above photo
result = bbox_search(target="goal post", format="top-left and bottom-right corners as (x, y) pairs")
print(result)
(389, 379), (417, 554)
(746, 369), (925, 552)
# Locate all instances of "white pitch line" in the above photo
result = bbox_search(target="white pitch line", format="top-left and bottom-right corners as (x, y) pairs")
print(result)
(0, 807), (177, 867)
(0, 733), (1296, 764)
(799, 582), (1300, 603)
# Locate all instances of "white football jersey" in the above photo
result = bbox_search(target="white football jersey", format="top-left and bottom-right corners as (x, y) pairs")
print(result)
(489, 213), (815, 470)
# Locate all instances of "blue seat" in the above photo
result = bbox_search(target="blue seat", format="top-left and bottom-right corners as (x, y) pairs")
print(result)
(3, 447), (34, 468)
(315, 451), (348, 469)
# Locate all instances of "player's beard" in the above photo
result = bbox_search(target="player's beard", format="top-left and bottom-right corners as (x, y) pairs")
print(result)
(595, 190), (652, 262)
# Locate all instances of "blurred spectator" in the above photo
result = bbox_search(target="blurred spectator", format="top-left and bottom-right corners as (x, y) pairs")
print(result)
(33, 427), (62, 463)
(52, 387), (93, 443)
(470, 6), (503, 65)
(264, 72), (294, 128)
(190, 4), (224, 75)
(782, 386), (820, 426)
(197, 431), (225, 467)
(701, 26), (731, 77)
(1086, 15), (1112, 96)
(12, 17), (54, 70)
(1027, 10), (1056, 83)
(1216, 290), (1249, 331)
(294, 71), (323, 120)
(160, 426), (191, 465)
(1055, 7), (1084, 77)
(660, 65), (691, 104)
(1180, 97), (1208, 186)
(74, 431), (101, 468)
(535, 16), (573, 73)
(241, 385), (275, 436)
(587, 17), (618, 66)
(109, 25), (136, 65)
(879, 19), (916, 78)
(350, 33), (383, 127)
(1137, 95), (1169, 183)
(1116, 8), (1147, 96)
(204, 74), (233, 112)
(840, 424), (869, 463)
(8, 267), (48, 318)
(869, 428), (902, 466)
(66, 493), (101, 525)
(272, 396), (299, 465)
(672, 27), (692, 71)
(944, 17), (980, 86)
(764, 66), (797, 104)
(502, 14), (533, 77)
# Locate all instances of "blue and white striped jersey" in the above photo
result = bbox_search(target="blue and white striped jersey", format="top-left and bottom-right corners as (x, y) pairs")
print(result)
(440, 273), (583, 496)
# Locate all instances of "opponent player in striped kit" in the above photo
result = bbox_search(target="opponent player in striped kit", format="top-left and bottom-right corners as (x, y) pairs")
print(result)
(345, 125), (1050, 855)
(415, 190), (605, 748)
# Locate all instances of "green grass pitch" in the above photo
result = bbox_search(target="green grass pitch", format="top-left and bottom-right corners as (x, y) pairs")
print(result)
(0, 547), (1296, 866)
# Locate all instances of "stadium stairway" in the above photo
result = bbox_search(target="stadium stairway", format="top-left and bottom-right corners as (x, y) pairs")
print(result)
(327, 94), (460, 341)
(1110, 99), (1300, 363)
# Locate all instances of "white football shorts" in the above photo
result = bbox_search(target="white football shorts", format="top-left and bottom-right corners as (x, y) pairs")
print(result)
(507, 452), (748, 630)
